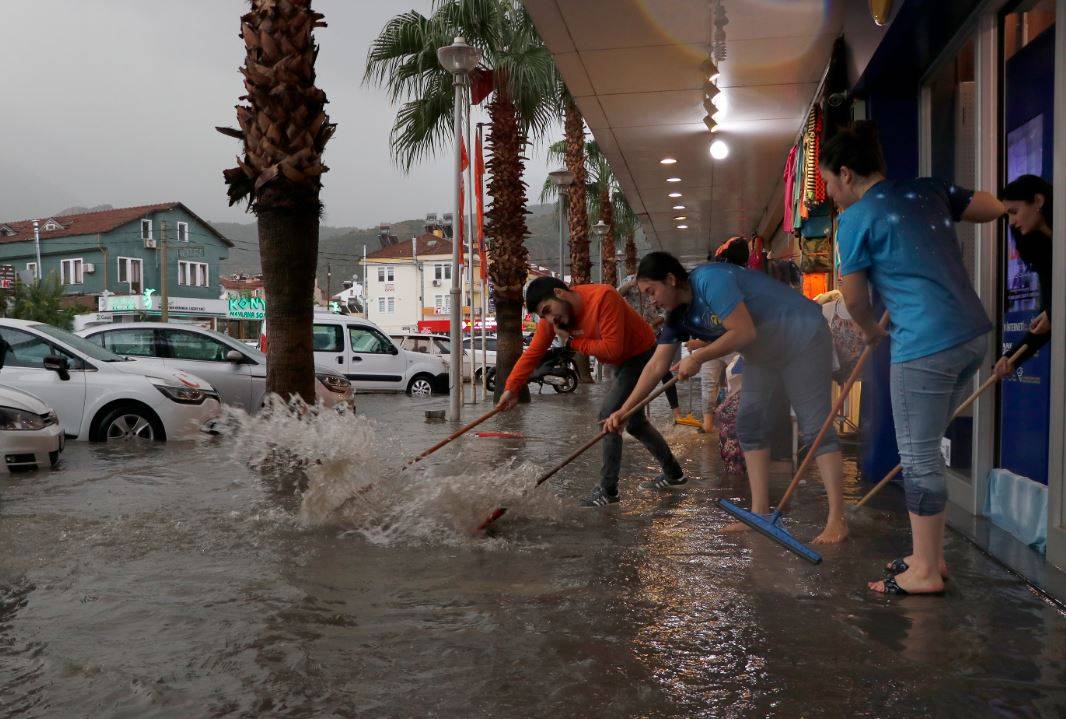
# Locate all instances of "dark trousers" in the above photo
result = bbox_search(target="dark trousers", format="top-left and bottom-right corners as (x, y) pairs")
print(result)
(597, 348), (684, 494)
(661, 371), (680, 410)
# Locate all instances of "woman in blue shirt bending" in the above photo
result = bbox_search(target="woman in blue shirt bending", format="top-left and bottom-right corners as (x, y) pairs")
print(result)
(821, 122), (1004, 595)
(605, 251), (848, 545)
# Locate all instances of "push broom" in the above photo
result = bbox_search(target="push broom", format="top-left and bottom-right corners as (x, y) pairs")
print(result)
(852, 343), (1028, 509)
(475, 376), (682, 532)
(716, 312), (890, 564)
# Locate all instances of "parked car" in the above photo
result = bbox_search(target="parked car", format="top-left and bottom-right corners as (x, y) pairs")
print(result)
(0, 381), (63, 472)
(311, 314), (449, 397)
(461, 335), (497, 383)
(390, 333), (460, 360)
(79, 323), (354, 412)
(0, 319), (220, 442)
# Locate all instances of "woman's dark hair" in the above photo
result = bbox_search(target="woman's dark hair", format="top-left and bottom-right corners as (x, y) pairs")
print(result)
(636, 251), (689, 284)
(711, 236), (750, 266)
(1000, 174), (1053, 229)
(819, 120), (886, 177)
(525, 276), (568, 314)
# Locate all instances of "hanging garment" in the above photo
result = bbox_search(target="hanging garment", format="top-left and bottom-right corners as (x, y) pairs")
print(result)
(802, 107), (827, 211)
(747, 235), (766, 272)
(802, 272), (829, 299)
(783, 144), (799, 234)
(793, 140), (806, 228)
(799, 213), (834, 274)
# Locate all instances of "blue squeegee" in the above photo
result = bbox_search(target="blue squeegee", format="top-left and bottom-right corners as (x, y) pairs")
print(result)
(716, 499), (822, 564)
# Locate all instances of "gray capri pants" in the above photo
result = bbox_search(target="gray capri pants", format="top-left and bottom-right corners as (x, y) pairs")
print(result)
(735, 322), (839, 457)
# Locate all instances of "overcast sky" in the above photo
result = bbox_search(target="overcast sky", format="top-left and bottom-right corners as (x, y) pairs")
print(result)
(0, 0), (558, 228)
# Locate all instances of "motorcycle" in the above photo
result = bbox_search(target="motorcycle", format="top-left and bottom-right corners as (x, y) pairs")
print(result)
(485, 343), (579, 394)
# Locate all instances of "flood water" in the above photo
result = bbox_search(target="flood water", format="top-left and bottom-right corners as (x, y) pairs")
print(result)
(2, 383), (1066, 718)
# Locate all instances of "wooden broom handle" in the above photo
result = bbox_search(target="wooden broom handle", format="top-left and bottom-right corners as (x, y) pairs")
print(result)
(405, 405), (503, 467)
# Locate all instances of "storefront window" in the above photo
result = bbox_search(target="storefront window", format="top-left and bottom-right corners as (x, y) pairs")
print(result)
(925, 35), (977, 479)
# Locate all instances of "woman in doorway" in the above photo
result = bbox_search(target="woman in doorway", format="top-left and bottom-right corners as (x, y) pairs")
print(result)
(605, 251), (849, 544)
(994, 175), (1054, 379)
(821, 121), (1005, 595)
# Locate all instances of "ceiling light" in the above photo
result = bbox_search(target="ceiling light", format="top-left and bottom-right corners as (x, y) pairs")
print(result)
(702, 97), (716, 114)
(710, 139), (730, 160)
(712, 93), (728, 111)
(712, 110), (724, 124)
(709, 72), (721, 85)
(672, 204), (685, 210)
(660, 157), (677, 165)
(676, 224), (689, 229)
(668, 192), (682, 198)
(666, 177), (681, 183)
(700, 58), (716, 75)
(703, 115), (717, 132)
(673, 216), (687, 221)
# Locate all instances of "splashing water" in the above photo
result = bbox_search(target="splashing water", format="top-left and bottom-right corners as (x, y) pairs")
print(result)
(212, 398), (572, 546)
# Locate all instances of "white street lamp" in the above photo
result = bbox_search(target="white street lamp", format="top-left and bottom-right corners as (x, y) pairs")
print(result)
(438, 36), (481, 420)
(548, 169), (575, 279)
(593, 219), (608, 284)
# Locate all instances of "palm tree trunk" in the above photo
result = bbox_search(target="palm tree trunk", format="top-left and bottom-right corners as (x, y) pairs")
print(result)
(600, 187), (617, 287)
(624, 233), (637, 276)
(259, 207), (319, 402)
(485, 90), (530, 403)
(563, 97), (594, 382)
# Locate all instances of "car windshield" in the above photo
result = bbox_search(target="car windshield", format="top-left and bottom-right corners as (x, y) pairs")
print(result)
(33, 323), (128, 361)
(179, 326), (260, 359)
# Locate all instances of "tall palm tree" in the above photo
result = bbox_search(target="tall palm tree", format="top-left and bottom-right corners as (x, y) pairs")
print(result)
(365, 0), (559, 400)
(582, 141), (619, 287)
(218, 0), (335, 402)
(614, 193), (639, 277)
(563, 94), (590, 285)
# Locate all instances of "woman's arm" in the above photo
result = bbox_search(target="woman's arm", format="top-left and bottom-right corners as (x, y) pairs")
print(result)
(962, 191), (1005, 223)
(840, 272), (888, 344)
(677, 302), (757, 378)
(603, 343), (678, 432)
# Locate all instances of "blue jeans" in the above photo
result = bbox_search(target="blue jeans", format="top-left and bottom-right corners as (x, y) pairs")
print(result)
(736, 323), (839, 457)
(890, 335), (987, 516)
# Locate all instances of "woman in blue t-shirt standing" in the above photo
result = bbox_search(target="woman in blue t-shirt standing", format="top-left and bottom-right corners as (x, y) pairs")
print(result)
(605, 251), (848, 545)
(820, 122), (1005, 595)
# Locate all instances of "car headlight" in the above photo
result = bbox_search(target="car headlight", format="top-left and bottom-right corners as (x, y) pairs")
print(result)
(0, 406), (50, 431)
(148, 376), (213, 404)
(316, 372), (352, 394)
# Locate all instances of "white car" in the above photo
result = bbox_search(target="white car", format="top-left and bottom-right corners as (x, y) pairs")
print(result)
(310, 314), (449, 397)
(79, 322), (354, 413)
(0, 319), (221, 442)
(0, 383), (63, 472)
(462, 335), (497, 372)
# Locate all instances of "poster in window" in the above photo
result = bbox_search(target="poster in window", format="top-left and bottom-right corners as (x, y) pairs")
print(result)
(1005, 115), (1043, 313)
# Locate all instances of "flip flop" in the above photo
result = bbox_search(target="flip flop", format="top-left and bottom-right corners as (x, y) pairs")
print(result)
(869, 576), (944, 596)
(883, 557), (950, 581)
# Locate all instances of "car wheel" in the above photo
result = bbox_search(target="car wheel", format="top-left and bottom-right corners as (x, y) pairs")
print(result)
(92, 404), (165, 442)
(485, 367), (497, 393)
(407, 374), (434, 398)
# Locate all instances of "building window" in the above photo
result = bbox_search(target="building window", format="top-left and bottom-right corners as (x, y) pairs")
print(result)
(43, 220), (61, 232)
(176, 221), (189, 243)
(378, 297), (385, 313)
(377, 266), (395, 282)
(61, 258), (84, 285)
(387, 297), (395, 314)
(434, 294), (451, 313)
(178, 261), (209, 287)
(140, 219), (153, 241)
(117, 257), (143, 293)
(434, 263), (451, 281)
(26, 262), (38, 278)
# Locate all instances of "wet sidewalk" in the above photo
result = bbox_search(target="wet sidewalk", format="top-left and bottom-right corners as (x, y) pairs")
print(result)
(2, 381), (1065, 718)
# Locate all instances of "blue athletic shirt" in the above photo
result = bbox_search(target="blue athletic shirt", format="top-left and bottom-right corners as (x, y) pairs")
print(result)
(658, 263), (825, 365)
(836, 178), (992, 363)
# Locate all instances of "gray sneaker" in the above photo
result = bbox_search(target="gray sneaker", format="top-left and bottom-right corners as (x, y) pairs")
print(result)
(580, 487), (620, 508)
(640, 474), (688, 491)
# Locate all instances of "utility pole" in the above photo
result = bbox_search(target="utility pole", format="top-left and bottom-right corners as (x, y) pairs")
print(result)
(160, 220), (169, 322)
(31, 220), (42, 282)
(327, 263), (332, 306)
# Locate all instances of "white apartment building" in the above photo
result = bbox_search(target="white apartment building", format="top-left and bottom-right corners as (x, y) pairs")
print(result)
(359, 232), (488, 334)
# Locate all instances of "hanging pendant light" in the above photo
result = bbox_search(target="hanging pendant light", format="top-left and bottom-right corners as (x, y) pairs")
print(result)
(869, 0), (893, 26)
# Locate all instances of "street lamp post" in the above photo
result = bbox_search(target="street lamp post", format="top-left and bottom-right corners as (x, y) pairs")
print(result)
(548, 169), (575, 279)
(438, 37), (481, 422)
(592, 219), (608, 284)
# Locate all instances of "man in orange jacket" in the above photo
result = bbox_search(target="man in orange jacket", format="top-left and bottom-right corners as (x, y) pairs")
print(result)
(496, 277), (686, 507)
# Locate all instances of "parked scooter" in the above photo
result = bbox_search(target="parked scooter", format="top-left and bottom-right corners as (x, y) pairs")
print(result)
(485, 343), (579, 394)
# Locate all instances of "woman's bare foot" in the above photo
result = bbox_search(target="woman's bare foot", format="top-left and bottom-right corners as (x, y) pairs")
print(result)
(886, 555), (949, 578)
(811, 518), (849, 544)
(868, 566), (945, 595)
(721, 520), (753, 533)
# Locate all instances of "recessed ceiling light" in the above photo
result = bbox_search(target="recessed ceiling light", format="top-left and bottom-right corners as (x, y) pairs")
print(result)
(660, 157), (677, 165)
(668, 192), (682, 198)
(673, 216), (687, 221)
(666, 177), (681, 183)
(712, 93), (728, 111)
(710, 139), (730, 160)
(676, 224), (689, 229)
(672, 204), (685, 210)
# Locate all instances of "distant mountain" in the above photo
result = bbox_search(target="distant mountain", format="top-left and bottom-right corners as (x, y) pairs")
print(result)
(211, 202), (572, 290)
(55, 204), (115, 216)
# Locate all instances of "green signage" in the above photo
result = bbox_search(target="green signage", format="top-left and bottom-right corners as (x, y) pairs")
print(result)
(228, 296), (266, 320)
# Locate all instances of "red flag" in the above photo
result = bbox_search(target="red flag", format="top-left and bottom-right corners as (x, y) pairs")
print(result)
(471, 68), (494, 106)
(474, 125), (487, 281)
(457, 137), (469, 267)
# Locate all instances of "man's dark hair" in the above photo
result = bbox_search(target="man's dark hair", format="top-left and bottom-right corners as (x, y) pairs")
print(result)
(819, 120), (887, 177)
(525, 276), (568, 314)
(636, 251), (689, 284)
(1000, 174), (1053, 229)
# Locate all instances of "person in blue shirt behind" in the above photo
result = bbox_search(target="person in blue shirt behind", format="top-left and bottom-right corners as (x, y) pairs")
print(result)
(821, 121), (1005, 596)
(605, 251), (849, 545)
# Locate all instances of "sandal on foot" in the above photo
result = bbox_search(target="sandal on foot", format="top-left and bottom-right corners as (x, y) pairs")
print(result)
(870, 576), (944, 596)
(884, 558), (949, 580)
